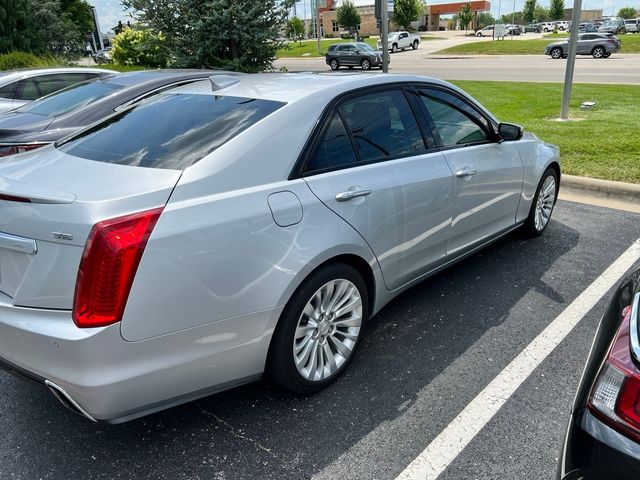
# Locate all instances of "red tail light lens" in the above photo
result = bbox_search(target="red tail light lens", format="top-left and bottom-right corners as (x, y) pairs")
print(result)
(72, 208), (163, 328)
(0, 143), (49, 158)
(588, 294), (640, 441)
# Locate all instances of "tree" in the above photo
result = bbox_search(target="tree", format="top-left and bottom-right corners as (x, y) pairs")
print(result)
(112, 27), (168, 67)
(476, 12), (495, 28)
(533, 4), (549, 22)
(394, 0), (423, 30)
(617, 7), (638, 18)
(336, 0), (361, 36)
(122, 0), (295, 73)
(549, 0), (565, 21)
(285, 16), (305, 43)
(523, 0), (536, 24)
(458, 3), (473, 33)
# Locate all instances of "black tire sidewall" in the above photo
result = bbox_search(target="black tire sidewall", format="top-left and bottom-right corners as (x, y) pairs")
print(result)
(523, 167), (558, 237)
(266, 263), (369, 394)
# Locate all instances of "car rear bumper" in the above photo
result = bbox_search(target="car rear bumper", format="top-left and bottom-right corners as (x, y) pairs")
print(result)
(0, 293), (281, 422)
(559, 408), (640, 479)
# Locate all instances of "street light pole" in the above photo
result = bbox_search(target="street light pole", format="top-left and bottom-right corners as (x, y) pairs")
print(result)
(560, 0), (583, 119)
(316, 0), (322, 54)
(382, 0), (389, 72)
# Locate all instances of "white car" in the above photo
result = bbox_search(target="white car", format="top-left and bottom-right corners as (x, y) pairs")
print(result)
(624, 18), (640, 33)
(554, 21), (571, 31)
(475, 25), (494, 36)
(540, 22), (556, 32)
(376, 31), (421, 53)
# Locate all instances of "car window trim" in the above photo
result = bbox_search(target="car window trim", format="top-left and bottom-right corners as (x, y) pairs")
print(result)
(113, 79), (205, 112)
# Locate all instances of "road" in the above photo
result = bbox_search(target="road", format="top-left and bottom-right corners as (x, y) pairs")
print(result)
(1, 200), (639, 479)
(275, 52), (640, 85)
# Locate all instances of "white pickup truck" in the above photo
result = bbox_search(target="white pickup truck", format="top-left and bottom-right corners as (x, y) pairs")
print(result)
(376, 31), (421, 53)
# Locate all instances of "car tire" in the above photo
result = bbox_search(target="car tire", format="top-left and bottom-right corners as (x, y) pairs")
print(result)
(266, 263), (369, 395)
(592, 46), (605, 58)
(523, 167), (558, 237)
(361, 58), (371, 70)
(330, 59), (339, 70)
(477, 32), (483, 37)
(391, 43), (398, 53)
(412, 40), (419, 50)
(603, 52), (612, 58)
(550, 47), (563, 59)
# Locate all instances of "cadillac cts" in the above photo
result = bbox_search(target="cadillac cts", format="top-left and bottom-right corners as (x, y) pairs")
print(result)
(0, 73), (560, 422)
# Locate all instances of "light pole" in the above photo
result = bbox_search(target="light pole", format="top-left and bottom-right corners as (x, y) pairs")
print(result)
(382, 0), (389, 72)
(560, 0), (583, 119)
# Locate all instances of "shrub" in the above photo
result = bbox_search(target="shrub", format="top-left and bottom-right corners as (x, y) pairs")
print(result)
(111, 27), (169, 68)
(0, 51), (63, 70)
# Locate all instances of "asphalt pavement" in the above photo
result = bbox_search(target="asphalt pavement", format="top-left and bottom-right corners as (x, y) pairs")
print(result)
(1, 199), (639, 479)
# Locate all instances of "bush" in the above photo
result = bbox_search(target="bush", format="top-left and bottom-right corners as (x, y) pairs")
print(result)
(0, 51), (63, 70)
(111, 27), (169, 68)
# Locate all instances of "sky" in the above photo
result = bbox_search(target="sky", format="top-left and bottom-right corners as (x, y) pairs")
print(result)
(91, 0), (640, 34)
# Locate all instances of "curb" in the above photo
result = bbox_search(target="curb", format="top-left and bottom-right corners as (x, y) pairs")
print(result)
(562, 174), (640, 202)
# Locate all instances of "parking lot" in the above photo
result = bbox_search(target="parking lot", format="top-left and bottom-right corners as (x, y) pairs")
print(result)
(2, 199), (639, 479)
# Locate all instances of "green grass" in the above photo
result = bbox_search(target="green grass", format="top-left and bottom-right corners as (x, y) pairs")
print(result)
(277, 38), (378, 58)
(435, 34), (640, 54)
(451, 81), (640, 183)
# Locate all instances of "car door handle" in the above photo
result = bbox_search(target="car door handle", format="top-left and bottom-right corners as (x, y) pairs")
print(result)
(335, 189), (372, 202)
(455, 169), (478, 178)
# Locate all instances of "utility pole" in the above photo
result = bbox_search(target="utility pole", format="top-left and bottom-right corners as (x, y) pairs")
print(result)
(560, 0), (583, 119)
(316, 0), (322, 54)
(381, 0), (389, 72)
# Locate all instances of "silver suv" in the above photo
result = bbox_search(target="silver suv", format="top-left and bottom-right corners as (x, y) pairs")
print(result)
(544, 33), (621, 59)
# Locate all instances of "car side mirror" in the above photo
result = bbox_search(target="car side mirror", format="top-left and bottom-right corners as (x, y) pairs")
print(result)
(497, 122), (523, 142)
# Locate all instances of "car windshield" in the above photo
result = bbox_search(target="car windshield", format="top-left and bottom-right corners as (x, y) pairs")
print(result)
(389, 33), (399, 38)
(15, 81), (123, 117)
(603, 20), (617, 26)
(356, 43), (374, 51)
(58, 93), (285, 170)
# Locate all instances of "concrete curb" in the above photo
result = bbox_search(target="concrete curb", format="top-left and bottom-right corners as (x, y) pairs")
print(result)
(562, 174), (640, 202)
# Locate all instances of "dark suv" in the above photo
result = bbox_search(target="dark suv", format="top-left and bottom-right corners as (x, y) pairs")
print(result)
(325, 42), (386, 71)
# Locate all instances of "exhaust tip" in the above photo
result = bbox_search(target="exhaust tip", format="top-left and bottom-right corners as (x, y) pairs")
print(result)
(45, 380), (97, 422)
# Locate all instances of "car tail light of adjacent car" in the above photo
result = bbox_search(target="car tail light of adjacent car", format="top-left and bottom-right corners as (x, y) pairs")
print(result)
(72, 208), (164, 328)
(0, 143), (49, 157)
(589, 293), (640, 442)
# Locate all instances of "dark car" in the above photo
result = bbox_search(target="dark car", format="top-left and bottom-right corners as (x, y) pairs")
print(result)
(524, 23), (542, 33)
(325, 42), (386, 71)
(558, 268), (640, 480)
(0, 70), (227, 157)
(544, 33), (621, 59)
(573, 22), (598, 33)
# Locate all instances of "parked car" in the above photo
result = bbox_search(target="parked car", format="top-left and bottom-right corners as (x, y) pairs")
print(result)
(476, 25), (494, 36)
(376, 31), (420, 52)
(506, 24), (523, 35)
(0, 68), (115, 115)
(92, 46), (112, 64)
(544, 33), (621, 59)
(326, 42), (386, 70)
(624, 19), (640, 33)
(554, 20), (571, 31)
(573, 22), (598, 33)
(540, 22), (557, 32)
(558, 268), (640, 480)
(524, 23), (542, 33)
(0, 70), (224, 157)
(0, 73), (560, 423)
(599, 18), (626, 35)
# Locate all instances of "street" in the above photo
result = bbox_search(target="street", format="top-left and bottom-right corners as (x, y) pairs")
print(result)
(2, 199), (639, 479)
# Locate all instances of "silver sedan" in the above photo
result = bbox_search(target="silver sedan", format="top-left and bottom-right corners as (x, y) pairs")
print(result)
(0, 73), (560, 422)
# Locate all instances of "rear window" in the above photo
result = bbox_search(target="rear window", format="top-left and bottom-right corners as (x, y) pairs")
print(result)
(58, 93), (285, 170)
(15, 81), (122, 117)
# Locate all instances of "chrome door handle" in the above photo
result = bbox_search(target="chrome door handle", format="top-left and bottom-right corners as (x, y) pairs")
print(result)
(335, 189), (372, 202)
(455, 169), (478, 178)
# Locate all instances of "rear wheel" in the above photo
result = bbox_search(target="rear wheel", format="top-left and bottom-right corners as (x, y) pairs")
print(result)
(550, 47), (563, 59)
(391, 43), (398, 53)
(266, 263), (368, 394)
(361, 58), (371, 70)
(330, 59), (339, 70)
(592, 46), (605, 58)
(603, 52), (612, 58)
(523, 167), (558, 237)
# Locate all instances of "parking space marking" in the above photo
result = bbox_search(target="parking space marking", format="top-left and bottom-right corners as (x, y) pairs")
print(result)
(396, 238), (640, 480)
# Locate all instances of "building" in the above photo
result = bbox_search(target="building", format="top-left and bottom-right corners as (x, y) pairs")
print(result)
(563, 8), (604, 21)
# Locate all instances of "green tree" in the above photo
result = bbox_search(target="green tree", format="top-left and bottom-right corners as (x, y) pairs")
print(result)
(533, 4), (549, 21)
(458, 3), (473, 33)
(285, 16), (305, 43)
(393, 0), (423, 30)
(123, 0), (295, 73)
(336, 0), (361, 36)
(112, 27), (168, 67)
(549, 0), (565, 21)
(501, 12), (523, 24)
(476, 12), (495, 28)
(523, 0), (536, 24)
(617, 6), (637, 18)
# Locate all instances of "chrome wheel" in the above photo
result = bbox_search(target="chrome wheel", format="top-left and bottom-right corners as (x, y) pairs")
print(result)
(534, 175), (556, 231)
(293, 279), (362, 382)
(592, 47), (605, 58)
(550, 48), (562, 59)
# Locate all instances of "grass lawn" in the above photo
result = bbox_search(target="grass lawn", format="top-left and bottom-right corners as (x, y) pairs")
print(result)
(451, 81), (640, 183)
(435, 34), (640, 55)
(277, 36), (444, 58)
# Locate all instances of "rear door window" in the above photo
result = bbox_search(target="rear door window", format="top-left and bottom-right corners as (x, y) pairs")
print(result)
(59, 94), (285, 170)
(305, 112), (358, 172)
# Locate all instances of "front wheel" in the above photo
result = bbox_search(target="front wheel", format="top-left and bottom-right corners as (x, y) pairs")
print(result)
(523, 167), (558, 237)
(592, 46), (605, 58)
(329, 59), (339, 70)
(361, 58), (371, 70)
(412, 40), (419, 50)
(266, 263), (368, 394)
(550, 47), (563, 59)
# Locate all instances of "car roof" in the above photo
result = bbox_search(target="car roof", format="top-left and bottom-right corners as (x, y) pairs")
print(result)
(173, 72), (468, 105)
(99, 69), (219, 87)
(0, 67), (116, 84)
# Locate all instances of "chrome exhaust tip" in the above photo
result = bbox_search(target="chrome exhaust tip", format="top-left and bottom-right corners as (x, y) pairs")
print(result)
(45, 379), (97, 422)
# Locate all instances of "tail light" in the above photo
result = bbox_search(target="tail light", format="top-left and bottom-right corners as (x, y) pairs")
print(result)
(588, 293), (640, 441)
(72, 208), (163, 328)
(0, 143), (49, 157)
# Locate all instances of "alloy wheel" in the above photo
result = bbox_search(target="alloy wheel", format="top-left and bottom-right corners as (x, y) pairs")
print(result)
(534, 175), (556, 231)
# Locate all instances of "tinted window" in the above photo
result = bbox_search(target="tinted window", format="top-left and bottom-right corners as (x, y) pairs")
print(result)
(306, 112), (357, 172)
(59, 94), (285, 170)
(0, 81), (18, 100)
(15, 82), (123, 117)
(340, 90), (425, 162)
(419, 90), (490, 147)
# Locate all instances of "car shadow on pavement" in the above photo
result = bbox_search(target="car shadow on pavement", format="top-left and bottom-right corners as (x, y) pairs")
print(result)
(1, 219), (580, 479)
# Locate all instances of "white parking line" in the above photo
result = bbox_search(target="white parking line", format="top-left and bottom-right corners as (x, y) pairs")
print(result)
(396, 238), (640, 480)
